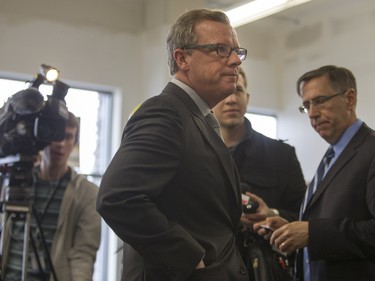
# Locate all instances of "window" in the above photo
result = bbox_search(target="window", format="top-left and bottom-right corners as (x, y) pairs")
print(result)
(245, 112), (277, 139)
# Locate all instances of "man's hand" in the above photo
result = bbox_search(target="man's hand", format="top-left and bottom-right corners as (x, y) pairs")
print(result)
(270, 221), (309, 254)
(253, 216), (289, 239)
(240, 192), (275, 231)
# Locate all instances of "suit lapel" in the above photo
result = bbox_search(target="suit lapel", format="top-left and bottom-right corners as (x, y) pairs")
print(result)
(164, 83), (241, 208)
(193, 114), (239, 192)
(306, 124), (371, 212)
(308, 149), (355, 210)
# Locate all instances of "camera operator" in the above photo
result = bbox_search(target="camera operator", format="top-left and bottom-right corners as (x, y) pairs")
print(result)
(2, 111), (101, 281)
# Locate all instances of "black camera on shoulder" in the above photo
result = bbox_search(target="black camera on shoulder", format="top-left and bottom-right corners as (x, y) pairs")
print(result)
(0, 70), (69, 158)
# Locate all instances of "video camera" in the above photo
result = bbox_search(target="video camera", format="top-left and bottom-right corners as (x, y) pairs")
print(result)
(0, 66), (69, 158)
(0, 65), (69, 205)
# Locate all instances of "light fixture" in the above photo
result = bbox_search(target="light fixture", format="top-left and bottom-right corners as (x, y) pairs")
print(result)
(31, 64), (62, 89)
(225, 0), (311, 28)
(40, 64), (60, 82)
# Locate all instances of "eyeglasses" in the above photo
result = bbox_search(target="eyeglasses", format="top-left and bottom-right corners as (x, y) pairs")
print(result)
(298, 89), (348, 114)
(183, 44), (247, 61)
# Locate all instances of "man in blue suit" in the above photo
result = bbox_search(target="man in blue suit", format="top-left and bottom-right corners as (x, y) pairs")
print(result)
(97, 9), (249, 281)
(255, 65), (375, 281)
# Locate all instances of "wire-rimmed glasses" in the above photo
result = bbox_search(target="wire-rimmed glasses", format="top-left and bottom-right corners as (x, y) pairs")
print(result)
(298, 89), (348, 114)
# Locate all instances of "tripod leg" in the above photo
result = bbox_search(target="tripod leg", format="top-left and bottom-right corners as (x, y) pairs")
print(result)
(0, 205), (32, 281)
(21, 208), (31, 281)
(2, 205), (33, 281)
(0, 210), (11, 280)
(1, 202), (59, 281)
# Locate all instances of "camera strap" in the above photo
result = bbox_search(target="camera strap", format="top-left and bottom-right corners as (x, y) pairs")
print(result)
(33, 168), (70, 223)
(39, 182), (60, 223)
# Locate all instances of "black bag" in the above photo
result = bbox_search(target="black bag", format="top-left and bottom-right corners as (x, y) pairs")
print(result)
(245, 233), (293, 281)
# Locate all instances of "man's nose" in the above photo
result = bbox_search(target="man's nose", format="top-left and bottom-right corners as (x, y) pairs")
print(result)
(228, 50), (242, 66)
(308, 104), (320, 119)
(225, 94), (237, 104)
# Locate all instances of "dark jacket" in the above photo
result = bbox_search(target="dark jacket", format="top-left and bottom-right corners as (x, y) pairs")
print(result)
(97, 83), (249, 281)
(233, 119), (306, 262)
(233, 119), (306, 221)
(297, 123), (375, 281)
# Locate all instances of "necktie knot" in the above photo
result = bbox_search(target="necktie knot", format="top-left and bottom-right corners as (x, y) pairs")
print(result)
(323, 147), (335, 168)
(301, 146), (335, 216)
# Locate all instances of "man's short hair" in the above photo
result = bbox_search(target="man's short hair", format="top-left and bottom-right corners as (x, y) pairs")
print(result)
(296, 65), (357, 96)
(166, 9), (231, 76)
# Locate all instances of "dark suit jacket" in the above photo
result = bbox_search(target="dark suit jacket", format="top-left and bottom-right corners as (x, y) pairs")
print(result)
(233, 118), (306, 222)
(97, 82), (249, 281)
(233, 119), (306, 265)
(297, 123), (375, 281)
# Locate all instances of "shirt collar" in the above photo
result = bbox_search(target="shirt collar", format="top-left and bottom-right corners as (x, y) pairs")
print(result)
(331, 118), (362, 161)
(171, 78), (211, 116)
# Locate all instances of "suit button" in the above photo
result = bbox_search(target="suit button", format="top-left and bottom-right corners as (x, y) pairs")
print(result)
(240, 266), (247, 275)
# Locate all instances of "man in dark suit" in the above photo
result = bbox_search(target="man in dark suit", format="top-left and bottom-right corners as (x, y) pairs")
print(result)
(213, 67), (306, 280)
(96, 9), (249, 281)
(254, 65), (375, 281)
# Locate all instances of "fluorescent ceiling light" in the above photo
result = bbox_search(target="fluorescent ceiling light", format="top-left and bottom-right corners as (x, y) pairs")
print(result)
(225, 0), (311, 28)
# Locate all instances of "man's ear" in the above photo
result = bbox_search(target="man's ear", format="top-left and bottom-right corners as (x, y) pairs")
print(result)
(246, 92), (250, 104)
(174, 48), (190, 72)
(346, 88), (357, 109)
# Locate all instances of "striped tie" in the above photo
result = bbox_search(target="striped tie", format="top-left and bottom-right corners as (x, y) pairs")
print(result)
(301, 146), (335, 281)
(301, 147), (335, 215)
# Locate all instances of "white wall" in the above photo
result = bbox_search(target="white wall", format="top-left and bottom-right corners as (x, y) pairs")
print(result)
(235, 0), (375, 181)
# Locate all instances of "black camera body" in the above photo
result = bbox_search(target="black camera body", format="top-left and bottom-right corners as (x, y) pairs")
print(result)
(0, 79), (69, 158)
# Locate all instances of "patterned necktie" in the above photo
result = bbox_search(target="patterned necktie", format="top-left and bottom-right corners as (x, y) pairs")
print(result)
(205, 112), (223, 139)
(301, 146), (335, 281)
(301, 147), (335, 215)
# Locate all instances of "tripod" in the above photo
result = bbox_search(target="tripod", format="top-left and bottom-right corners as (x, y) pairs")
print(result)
(0, 154), (57, 281)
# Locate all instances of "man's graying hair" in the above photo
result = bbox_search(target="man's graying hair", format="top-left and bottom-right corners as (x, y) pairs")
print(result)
(166, 9), (231, 76)
(296, 65), (357, 96)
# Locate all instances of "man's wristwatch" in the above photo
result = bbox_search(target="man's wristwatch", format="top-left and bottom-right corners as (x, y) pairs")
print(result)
(270, 208), (280, 216)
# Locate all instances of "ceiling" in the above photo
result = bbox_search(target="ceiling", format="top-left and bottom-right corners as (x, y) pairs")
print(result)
(0, 0), (351, 34)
